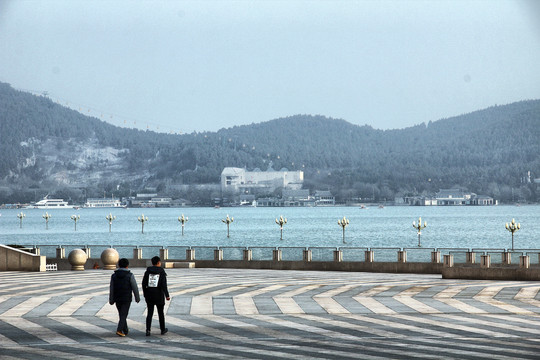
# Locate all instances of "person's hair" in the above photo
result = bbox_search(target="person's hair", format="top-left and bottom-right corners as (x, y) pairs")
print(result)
(118, 258), (129, 268)
(151, 256), (161, 266)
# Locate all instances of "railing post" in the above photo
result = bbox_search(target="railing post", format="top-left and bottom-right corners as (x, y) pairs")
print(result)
(214, 249), (223, 261)
(56, 246), (65, 259)
(502, 251), (511, 265)
(186, 248), (195, 261)
(443, 254), (454, 267)
(303, 248), (312, 262)
(481, 254), (491, 268)
(333, 249), (343, 262)
(133, 247), (143, 259)
(82, 247), (91, 259)
(431, 251), (441, 264)
(365, 250), (374, 263)
(273, 248), (282, 262)
(32, 247), (40, 255)
(466, 251), (476, 264)
(243, 248), (252, 261)
(159, 248), (169, 261)
(397, 250), (407, 263)
(519, 255), (530, 269)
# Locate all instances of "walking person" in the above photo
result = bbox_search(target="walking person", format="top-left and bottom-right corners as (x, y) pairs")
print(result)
(109, 258), (140, 337)
(142, 256), (170, 336)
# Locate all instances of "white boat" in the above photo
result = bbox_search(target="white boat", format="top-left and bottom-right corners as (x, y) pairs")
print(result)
(32, 196), (73, 209)
(84, 197), (124, 208)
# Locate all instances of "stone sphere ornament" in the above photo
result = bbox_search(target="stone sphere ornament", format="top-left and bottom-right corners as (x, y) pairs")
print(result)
(101, 248), (119, 270)
(68, 249), (88, 271)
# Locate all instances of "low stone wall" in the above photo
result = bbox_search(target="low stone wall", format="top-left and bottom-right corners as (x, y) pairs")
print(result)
(0, 244), (46, 271)
(192, 260), (443, 274)
(442, 264), (540, 281)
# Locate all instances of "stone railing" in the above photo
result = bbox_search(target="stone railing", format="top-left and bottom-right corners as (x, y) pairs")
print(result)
(15, 245), (540, 277)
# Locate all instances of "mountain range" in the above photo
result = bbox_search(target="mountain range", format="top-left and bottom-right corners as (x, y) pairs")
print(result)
(1, 81), (539, 204)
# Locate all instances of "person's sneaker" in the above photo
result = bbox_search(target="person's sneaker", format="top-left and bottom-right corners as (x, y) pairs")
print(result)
(146, 330), (151, 336)
(116, 331), (125, 337)
(161, 328), (168, 335)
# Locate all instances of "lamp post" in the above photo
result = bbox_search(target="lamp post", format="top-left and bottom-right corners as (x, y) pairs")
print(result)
(42, 212), (52, 230)
(338, 216), (350, 244)
(17, 212), (25, 229)
(138, 214), (148, 234)
(71, 214), (80, 231)
(412, 217), (427, 247)
(105, 213), (116, 232)
(505, 218), (521, 251)
(178, 214), (188, 236)
(222, 215), (234, 238)
(275, 215), (287, 240)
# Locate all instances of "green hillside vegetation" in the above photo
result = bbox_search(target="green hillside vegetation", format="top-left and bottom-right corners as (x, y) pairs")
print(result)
(0, 81), (539, 204)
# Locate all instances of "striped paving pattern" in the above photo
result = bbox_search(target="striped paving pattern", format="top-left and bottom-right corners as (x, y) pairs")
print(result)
(0, 268), (540, 359)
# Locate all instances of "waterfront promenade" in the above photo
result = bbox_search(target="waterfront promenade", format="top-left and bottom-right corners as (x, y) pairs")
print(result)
(1, 268), (540, 359)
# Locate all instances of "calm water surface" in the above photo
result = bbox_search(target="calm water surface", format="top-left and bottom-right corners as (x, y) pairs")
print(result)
(1, 205), (538, 251)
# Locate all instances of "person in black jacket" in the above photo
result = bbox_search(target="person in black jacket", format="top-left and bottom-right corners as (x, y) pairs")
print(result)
(109, 258), (140, 337)
(142, 256), (170, 336)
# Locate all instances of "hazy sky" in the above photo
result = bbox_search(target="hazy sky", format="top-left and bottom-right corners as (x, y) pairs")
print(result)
(1, 0), (539, 134)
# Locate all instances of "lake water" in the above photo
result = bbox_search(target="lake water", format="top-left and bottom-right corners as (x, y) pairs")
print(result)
(1, 205), (538, 253)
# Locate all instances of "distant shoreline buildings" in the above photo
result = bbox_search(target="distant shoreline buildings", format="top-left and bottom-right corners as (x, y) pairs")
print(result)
(221, 166), (304, 194)
(399, 188), (497, 206)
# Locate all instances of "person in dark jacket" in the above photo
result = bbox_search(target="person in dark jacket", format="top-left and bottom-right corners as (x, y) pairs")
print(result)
(142, 256), (170, 336)
(109, 258), (140, 337)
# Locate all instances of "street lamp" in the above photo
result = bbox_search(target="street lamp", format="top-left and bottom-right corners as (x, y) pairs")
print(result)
(275, 215), (287, 240)
(42, 212), (52, 230)
(412, 217), (427, 247)
(505, 218), (521, 251)
(222, 215), (234, 238)
(338, 216), (350, 244)
(138, 214), (148, 234)
(17, 212), (25, 229)
(71, 214), (80, 231)
(105, 213), (116, 232)
(178, 214), (188, 236)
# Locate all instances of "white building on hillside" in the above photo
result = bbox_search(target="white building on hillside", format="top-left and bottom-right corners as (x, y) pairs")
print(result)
(221, 167), (304, 194)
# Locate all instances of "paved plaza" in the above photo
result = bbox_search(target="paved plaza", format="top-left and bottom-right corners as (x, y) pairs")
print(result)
(0, 268), (540, 359)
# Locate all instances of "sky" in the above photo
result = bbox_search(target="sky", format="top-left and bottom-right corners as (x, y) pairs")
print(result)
(0, 0), (539, 134)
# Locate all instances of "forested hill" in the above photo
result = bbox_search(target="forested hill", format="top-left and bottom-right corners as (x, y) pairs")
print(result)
(1, 81), (539, 203)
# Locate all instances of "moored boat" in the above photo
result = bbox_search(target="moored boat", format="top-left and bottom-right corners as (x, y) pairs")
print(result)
(31, 196), (74, 209)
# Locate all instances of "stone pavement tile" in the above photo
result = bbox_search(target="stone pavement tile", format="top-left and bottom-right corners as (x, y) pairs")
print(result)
(0, 319), (48, 346)
(333, 296), (372, 314)
(496, 286), (522, 299)
(293, 296), (327, 314)
(373, 297), (417, 314)
(213, 297), (236, 315)
(0, 297), (28, 314)
(414, 285), (449, 297)
(252, 297), (281, 314)
(167, 295), (192, 315)
(342, 284), (383, 297)
(73, 295), (109, 316)
(465, 298), (520, 314)
(455, 286), (485, 297)
(411, 297), (461, 314)
(373, 284), (413, 297)
(25, 296), (69, 317)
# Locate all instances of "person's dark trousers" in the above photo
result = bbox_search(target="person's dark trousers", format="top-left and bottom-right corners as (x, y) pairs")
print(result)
(146, 302), (166, 331)
(116, 301), (131, 334)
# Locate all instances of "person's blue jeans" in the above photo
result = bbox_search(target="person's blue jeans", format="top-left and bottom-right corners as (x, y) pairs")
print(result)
(115, 301), (131, 333)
